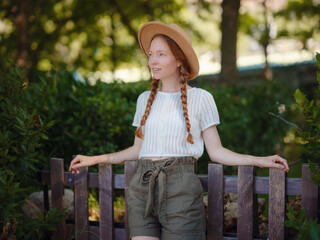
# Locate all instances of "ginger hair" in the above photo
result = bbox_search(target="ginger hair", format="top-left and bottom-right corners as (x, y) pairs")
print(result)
(135, 78), (160, 139)
(135, 34), (194, 144)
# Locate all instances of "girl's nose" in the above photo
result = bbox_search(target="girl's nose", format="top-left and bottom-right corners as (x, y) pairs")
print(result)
(149, 56), (158, 65)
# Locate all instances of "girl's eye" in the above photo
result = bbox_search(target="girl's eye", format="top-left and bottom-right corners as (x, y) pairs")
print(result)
(159, 53), (165, 56)
(149, 53), (153, 57)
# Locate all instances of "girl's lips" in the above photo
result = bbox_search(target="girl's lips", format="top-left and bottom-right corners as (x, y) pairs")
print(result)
(152, 68), (161, 73)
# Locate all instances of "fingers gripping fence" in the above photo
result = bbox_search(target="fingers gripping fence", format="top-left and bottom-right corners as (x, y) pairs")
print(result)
(40, 159), (319, 240)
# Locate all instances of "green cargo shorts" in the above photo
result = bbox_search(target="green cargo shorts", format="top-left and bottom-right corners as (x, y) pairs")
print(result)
(127, 156), (206, 240)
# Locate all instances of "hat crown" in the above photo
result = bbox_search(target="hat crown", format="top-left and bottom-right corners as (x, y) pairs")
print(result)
(168, 24), (192, 45)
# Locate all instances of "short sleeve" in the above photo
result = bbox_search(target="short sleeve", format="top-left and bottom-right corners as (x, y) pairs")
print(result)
(132, 91), (149, 127)
(200, 90), (220, 131)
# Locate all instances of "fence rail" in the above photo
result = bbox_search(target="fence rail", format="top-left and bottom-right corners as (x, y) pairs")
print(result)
(39, 158), (319, 240)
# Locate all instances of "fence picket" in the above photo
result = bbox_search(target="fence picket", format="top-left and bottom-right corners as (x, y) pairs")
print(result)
(207, 163), (224, 240)
(302, 163), (319, 220)
(50, 158), (66, 240)
(268, 168), (286, 240)
(99, 163), (114, 240)
(237, 166), (258, 240)
(74, 166), (89, 240)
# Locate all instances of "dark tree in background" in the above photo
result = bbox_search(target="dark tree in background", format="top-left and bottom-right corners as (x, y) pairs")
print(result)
(220, 0), (240, 84)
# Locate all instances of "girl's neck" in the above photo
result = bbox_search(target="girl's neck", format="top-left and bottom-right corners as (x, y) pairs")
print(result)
(159, 76), (180, 92)
(159, 80), (192, 93)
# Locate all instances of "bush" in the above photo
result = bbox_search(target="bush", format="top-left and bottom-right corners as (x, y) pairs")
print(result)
(0, 63), (65, 239)
(27, 69), (149, 171)
(196, 80), (298, 174)
(283, 53), (320, 239)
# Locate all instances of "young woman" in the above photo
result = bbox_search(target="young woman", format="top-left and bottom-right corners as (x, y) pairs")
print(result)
(69, 21), (289, 240)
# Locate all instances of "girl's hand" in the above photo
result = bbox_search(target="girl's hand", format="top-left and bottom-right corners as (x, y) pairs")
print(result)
(69, 154), (97, 174)
(258, 155), (289, 172)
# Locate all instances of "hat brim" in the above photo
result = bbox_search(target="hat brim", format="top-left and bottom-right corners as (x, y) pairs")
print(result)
(138, 22), (199, 80)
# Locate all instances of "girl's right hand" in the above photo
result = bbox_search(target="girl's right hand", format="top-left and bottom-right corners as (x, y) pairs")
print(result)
(69, 154), (98, 174)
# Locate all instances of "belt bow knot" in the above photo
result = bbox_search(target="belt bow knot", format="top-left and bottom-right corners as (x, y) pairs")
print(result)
(141, 160), (175, 223)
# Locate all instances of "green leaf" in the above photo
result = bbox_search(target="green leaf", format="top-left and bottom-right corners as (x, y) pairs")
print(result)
(310, 219), (320, 240)
(297, 208), (306, 223)
(40, 133), (49, 140)
(284, 219), (296, 227)
(15, 117), (26, 128)
(45, 120), (56, 129)
(295, 89), (306, 105)
(286, 204), (296, 220)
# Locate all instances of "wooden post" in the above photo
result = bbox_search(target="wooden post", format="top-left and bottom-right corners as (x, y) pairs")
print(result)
(207, 163), (224, 240)
(302, 163), (319, 220)
(74, 166), (89, 240)
(50, 158), (66, 240)
(99, 163), (114, 240)
(124, 160), (138, 240)
(237, 166), (257, 240)
(268, 168), (286, 240)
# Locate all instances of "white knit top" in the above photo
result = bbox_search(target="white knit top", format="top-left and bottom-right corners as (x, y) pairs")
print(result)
(132, 88), (220, 160)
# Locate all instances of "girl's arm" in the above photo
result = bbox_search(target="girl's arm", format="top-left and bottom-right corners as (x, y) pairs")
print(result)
(69, 135), (142, 174)
(202, 125), (289, 172)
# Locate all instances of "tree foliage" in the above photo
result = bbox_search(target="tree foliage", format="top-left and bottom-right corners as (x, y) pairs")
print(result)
(0, 0), (192, 79)
(275, 0), (320, 50)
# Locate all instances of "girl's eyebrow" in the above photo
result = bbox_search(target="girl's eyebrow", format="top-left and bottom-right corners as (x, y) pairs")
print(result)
(149, 50), (169, 54)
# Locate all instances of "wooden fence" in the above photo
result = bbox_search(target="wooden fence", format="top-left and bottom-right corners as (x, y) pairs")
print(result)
(39, 158), (319, 240)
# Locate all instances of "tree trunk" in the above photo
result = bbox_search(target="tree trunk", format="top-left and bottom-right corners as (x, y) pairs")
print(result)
(220, 0), (240, 84)
(15, 0), (30, 68)
(263, 41), (272, 81)
(110, 7), (117, 81)
(262, 0), (273, 81)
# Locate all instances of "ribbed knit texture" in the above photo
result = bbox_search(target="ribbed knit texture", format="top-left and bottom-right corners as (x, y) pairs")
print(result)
(132, 88), (220, 160)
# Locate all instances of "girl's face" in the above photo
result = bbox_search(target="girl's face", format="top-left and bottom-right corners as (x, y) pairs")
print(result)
(148, 36), (180, 81)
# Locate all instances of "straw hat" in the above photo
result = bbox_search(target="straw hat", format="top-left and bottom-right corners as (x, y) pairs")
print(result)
(138, 21), (199, 80)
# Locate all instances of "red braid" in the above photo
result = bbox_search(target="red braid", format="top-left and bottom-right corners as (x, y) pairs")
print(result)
(179, 65), (194, 144)
(135, 78), (160, 139)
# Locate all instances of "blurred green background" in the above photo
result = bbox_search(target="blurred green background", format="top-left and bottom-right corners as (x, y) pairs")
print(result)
(1, 0), (320, 238)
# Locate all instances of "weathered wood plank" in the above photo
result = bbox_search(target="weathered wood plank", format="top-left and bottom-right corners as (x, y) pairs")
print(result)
(99, 163), (114, 240)
(268, 168), (286, 240)
(224, 176), (238, 193)
(302, 163), (319, 220)
(254, 177), (302, 195)
(207, 163), (224, 240)
(124, 160), (138, 240)
(237, 166), (257, 240)
(41, 171), (303, 194)
(50, 158), (66, 240)
(74, 166), (89, 240)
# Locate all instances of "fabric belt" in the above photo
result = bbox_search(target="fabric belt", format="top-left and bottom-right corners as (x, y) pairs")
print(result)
(141, 158), (194, 223)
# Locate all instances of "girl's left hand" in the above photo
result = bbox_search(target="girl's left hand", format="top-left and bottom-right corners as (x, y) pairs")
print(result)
(258, 155), (289, 172)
